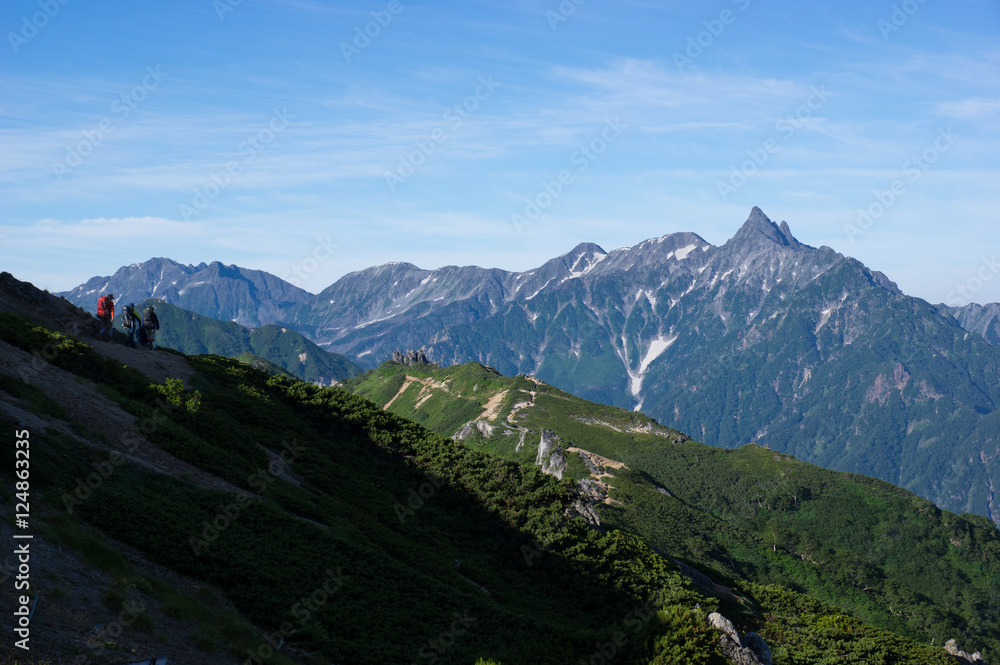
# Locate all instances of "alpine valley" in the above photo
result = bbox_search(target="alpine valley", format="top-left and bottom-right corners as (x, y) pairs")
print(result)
(62, 208), (1000, 525)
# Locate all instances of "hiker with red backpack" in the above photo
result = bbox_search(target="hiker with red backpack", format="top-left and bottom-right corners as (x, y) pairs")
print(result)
(97, 293), (115, 341)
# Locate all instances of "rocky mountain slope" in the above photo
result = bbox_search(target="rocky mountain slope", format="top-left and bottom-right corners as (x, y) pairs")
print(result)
(62, 209), (1000, 526)
(346, 358), (999, 662)
(61, 257), (311, 328)
(1, 272), (989, 664)
(306, 208), (1000, 525)
(940, 303), (1000, 347)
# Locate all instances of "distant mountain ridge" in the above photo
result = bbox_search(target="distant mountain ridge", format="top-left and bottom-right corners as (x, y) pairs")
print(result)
(61, 257), (311, 327)
(63, 208), (1000, 524)
(939, 302), (1000, 347)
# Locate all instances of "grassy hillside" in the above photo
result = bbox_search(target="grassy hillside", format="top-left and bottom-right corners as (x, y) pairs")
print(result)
(0, 311), (974, 664)
(346, 360), (1000, 660)
(126, 299), (360, 384)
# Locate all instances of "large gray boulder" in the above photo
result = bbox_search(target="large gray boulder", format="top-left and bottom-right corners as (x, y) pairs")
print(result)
(708, 612), (770, 665)
(945, 638), (984, 663)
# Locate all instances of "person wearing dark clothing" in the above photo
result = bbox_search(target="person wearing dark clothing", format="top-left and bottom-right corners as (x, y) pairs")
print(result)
(97, 294), (115, 341)
(142, 306), (160, 349)
(121, 303), (140, 348)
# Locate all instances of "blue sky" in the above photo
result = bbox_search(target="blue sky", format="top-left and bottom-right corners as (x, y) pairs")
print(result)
(2, 0), (998, 305)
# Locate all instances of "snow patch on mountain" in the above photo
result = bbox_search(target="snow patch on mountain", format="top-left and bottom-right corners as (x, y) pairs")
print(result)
(634, 290), (657, 307)
(673, 243), (698, 260)
(624, 334), (678, 398)
(526, 278), (555, 300)
(639, 335), (677, 375)
(566, 251), (609, 279)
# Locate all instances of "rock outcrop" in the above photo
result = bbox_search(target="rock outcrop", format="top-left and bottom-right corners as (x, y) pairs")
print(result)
(455, 420), (494, 440)
(535, 429), (568, 479)
(708, 612), (771, 665)
(945, 638), (984, 663)
(392, 348), (433, 365)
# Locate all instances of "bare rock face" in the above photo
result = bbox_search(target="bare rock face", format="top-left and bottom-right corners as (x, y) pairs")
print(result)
(536, 429), (568, 479)
(741, 632), (772, 665)
(945, 638), (984, 663)
(392, 348), (432, 365)
(455, 420), (494, 440)
(567, 498), (601, 527)
(708, 612), (741, 644)
(708, 612), (770, 665)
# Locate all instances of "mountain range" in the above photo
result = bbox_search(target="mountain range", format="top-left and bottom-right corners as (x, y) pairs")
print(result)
(60, 207), (1000, 524)
(2, 271), (995, 664)
(62, 258), (311, 327)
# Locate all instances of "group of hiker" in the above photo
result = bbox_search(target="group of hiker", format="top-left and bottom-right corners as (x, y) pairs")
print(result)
(96, 293), (160, 349)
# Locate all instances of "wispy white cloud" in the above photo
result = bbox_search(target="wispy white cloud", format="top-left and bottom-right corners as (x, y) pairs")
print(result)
(935, 97), (1000, 119)
(9, 216), (204, 240)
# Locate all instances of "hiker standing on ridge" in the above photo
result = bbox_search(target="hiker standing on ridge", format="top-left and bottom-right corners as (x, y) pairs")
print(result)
(142, 305), (160, 349)
(97, 293), (115, 341)
(121, 303), (140, 348)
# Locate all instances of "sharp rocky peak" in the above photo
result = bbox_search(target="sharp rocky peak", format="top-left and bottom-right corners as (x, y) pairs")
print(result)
(729, 206), (804, 250)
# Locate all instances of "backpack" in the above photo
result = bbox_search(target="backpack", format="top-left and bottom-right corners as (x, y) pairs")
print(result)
(122, 308), (137, 328)
(97, 296), (112, 318)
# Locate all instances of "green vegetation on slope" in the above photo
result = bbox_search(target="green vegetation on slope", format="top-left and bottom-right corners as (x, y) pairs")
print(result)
(0, 312), (983, 663)
(128, 299), (360, 384)
(346, 359), (1000, 660)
